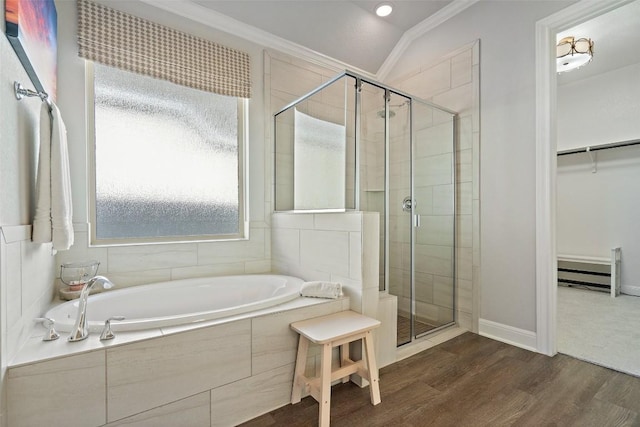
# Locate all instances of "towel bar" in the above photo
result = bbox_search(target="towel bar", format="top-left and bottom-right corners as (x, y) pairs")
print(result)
(14, 81), (52, 109)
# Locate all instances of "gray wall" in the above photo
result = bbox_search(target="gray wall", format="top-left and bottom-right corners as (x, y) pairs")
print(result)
(386, 1), (573, 332)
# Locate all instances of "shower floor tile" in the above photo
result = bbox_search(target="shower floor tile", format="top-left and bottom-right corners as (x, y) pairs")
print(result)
(397, 315), (437, 346)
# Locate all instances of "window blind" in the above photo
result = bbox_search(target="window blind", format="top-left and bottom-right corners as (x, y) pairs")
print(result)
(77, 0), (251, 98)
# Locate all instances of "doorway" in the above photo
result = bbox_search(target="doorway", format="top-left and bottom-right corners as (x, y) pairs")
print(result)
(535, 0), (640, 367)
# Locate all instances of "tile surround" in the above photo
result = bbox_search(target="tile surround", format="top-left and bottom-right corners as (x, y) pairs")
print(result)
(7, 298), (345, 427)
(106, 243), (198, 274)
(272, 211), (380, 315)
(52, 223), (273, 290)
(0, 225), (56, 413)
(389, 42), (480, 328)
(211, 364), (295, 427)
(300, 230), (350, 278)
(8, 351), (106, 427)
(106, 320), (251, 421)
(251, 299), (344, 374)
(104, 392), (211, 427)
(5, 240), (22, 330)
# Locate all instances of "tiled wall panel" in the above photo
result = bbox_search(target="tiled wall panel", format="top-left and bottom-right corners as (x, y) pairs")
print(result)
(251, 299), (345, 374)
(388, 41), (480, 331)
(103, 392), (210, 427)
(7, 351), (106, 427)
(7, 299), (344, 427)
(106, 320), (251, 422)
(211, 364), (295, 427)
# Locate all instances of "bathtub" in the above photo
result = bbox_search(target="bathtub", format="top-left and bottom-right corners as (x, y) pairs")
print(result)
(45, 274), (304, 332)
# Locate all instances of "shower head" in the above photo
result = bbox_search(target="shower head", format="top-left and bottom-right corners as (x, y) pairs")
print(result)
(376, 101), (408, 119)
(377, 109), (396, 118)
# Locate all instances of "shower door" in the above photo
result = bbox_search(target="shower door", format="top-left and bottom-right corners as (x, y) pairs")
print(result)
(388, 95), (456, 346)
(411, 100), (456, 339)
(357, 83), (456, 346)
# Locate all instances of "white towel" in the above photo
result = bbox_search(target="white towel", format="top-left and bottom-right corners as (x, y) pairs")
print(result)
(32, 102), (74, 251)
(300, 281), (343, 299)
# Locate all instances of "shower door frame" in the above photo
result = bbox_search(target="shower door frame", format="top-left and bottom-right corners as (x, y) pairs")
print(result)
(354, 77), (458, 345)
(273, 70), (459, 344)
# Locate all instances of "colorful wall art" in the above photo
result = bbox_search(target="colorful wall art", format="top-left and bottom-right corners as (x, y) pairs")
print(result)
(5, 0), (57, 100)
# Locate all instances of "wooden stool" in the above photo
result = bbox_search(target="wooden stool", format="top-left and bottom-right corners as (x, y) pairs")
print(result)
(290, 310), (381, 427)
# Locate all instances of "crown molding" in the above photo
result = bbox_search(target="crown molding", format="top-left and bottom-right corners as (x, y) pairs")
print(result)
(377, 0), (481, 80)
(138, 0), (376, 79)
(139, 0), (478, 82)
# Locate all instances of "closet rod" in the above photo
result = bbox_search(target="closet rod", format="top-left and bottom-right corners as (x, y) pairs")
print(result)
(557, 138), (640, 156)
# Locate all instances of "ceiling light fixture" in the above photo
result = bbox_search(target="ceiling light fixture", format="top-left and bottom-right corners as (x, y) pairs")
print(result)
(375, 3), (393, 17)
(556, 36), (594, 73)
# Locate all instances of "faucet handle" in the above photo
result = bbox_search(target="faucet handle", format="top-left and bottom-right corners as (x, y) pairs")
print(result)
(100, 316), (125, 341)
(35, 317), (60, 341)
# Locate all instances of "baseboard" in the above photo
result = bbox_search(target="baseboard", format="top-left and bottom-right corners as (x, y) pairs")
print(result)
(622, 284), (640, 297)
(479, 319), (537, 352)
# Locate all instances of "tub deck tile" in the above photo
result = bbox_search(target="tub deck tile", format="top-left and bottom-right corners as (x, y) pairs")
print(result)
(251, 299), (345, 374)
(8, 351), (106, 427)
(106, 319), (251, 422)
(104, 391), (211, 427)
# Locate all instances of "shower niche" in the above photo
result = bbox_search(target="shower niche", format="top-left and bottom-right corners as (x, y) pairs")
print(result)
(274, 72), (457, 346)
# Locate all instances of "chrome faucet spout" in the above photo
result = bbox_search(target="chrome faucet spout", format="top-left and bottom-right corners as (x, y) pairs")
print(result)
(68, 275), (114, 342)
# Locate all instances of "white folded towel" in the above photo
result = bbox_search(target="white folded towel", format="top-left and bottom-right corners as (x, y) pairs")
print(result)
(32, 101), (74, 251)
(300, 281), (343, 299)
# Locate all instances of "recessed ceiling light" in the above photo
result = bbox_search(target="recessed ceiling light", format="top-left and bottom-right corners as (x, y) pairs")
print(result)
(376, 3), (393, 17)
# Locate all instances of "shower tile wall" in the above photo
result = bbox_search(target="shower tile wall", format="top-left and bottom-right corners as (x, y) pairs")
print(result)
(388, 41), (480, 332)
(271, 211), (379, 320)
(265, 44), (480, 334)
(387, 100), (412, 323)
(358, 85), (386, 291)
(53, 222), (272, 289)
(273, 73), (356, 211)
(413, 105), (456, 328)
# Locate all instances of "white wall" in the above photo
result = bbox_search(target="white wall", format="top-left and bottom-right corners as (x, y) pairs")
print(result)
(558, 63), (640, 151)
(557, 62), (640, 293)
(0, 6), (57, 424)
(386, 1), (573, 333)
(557, 147), (640, 292)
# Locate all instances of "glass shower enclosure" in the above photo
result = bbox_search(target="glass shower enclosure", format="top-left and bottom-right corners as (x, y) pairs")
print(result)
(274, 72), (457, 346)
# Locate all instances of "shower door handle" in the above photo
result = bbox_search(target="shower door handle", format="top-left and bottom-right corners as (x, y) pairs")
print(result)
(413, 214), (421, 228)
(402, 196), (412, 212)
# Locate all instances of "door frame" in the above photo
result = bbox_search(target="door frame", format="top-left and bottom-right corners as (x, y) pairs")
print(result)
(534, 0), (635, 356)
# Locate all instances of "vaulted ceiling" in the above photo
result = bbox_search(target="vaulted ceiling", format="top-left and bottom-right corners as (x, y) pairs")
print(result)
(145, 0), (640, 81)
(192, 0), (455, 74)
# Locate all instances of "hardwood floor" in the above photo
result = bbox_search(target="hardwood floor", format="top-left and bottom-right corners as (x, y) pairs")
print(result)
(240, 333), (640, 427)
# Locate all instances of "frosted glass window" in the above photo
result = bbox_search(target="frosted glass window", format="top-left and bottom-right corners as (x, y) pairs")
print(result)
(293, 109), (346, 209)
(92, 63), (244, 242)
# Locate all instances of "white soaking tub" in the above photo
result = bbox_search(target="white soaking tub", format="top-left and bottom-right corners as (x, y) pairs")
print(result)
(45, 274), (304, 332)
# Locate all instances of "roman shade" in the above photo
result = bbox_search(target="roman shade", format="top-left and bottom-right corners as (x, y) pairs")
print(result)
(77, 0), (251, 98)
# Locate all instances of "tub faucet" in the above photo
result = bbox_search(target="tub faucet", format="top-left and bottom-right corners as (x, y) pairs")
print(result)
(68, 275), (114, 342)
